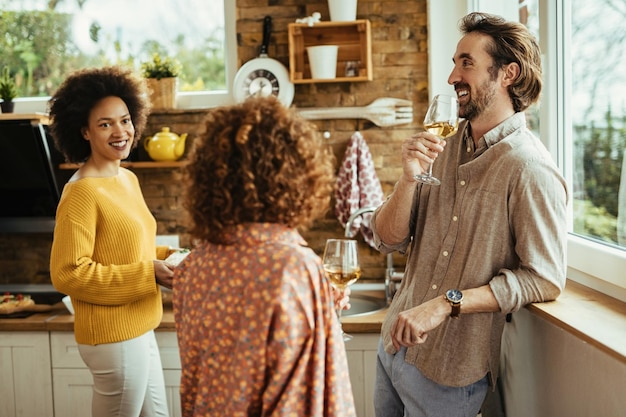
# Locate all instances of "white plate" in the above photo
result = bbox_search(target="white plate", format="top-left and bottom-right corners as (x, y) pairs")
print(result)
(62, 295), (74, 315)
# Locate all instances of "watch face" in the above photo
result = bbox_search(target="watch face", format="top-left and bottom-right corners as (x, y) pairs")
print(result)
(243, 69), (279, 99)
(446, 289), (463, 303)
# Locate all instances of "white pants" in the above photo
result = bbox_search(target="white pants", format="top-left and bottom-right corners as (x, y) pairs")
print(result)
(78, 330), (170, 417)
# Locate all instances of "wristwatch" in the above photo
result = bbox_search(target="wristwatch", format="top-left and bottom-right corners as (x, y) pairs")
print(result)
(444, 289), (463, 318)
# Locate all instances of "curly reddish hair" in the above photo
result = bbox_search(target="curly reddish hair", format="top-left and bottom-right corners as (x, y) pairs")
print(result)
(183, 97), (335, 244)
(47, 66), (150, 163)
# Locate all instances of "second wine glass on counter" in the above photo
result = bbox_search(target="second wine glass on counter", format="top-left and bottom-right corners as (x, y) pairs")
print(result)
(413, 94), (460, 185)
(322, 238), (361, 341)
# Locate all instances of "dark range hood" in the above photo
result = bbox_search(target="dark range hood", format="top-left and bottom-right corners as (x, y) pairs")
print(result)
(0, 115), (70, 233)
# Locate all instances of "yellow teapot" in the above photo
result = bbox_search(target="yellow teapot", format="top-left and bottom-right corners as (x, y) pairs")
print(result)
(144, 127), (188, 161)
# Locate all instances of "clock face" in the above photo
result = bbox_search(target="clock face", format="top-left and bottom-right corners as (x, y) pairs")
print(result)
(233, 57), (295, 107)
(243, 69), (279, 99)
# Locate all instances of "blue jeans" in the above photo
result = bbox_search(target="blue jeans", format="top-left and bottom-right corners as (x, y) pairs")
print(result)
(374, 339), (488, 417)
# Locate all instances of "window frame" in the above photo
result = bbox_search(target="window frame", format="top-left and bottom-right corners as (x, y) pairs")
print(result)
(544, 0), (626, 302)
(429, 0), (626, 302)
(11, 0), (237, 114)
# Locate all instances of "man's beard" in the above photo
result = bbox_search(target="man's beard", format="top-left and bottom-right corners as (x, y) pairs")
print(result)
(459, 79), (498, 121)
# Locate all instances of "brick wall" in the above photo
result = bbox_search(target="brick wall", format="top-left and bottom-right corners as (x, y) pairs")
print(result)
(232, 0), (429, 278)
(0, 0), (429, 285)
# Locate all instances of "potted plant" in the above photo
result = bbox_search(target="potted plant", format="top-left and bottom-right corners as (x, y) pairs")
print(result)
(141, 53), (182, 109)
(0, 66), (17, 113)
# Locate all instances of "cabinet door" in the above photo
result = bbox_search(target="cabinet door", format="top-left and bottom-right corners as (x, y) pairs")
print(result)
(52, 369), (183, 417)
(50, 331), (83, 368)
(345, 333), (380, 417)
(164, 369), (182, 417)
(158, 332), (182, 417)
(51, 331), (182, 417)
(156, 331), (181, 369)
(52, 368), (93, 417)
(0, 332), (54, 417)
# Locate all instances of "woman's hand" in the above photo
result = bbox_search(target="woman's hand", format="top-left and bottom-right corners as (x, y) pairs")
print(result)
(154, 260), (174, 289)
(332, 286), (352, 311)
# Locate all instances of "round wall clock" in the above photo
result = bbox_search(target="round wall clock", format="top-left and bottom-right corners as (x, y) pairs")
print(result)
(233, 16), (294, 107)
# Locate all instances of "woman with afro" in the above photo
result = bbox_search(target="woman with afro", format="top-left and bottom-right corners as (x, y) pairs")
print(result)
(49, 66), (173, 417)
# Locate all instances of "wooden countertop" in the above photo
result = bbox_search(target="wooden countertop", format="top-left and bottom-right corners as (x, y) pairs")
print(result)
(4, 279), (622, 365)
(0, 305), (387, 333)
(341, 307), (387, 333)
(527, 279), (626, 364)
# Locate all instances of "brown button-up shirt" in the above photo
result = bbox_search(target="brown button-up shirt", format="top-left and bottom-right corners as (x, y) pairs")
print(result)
(372, 112), (568, 387)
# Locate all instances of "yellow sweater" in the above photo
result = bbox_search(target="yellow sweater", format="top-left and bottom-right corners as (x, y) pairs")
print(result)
(50, 168), (169, 345)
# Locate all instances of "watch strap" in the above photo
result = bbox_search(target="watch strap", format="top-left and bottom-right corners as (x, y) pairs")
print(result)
(450, 301), (461, 318)
(444, 292), (462, 318)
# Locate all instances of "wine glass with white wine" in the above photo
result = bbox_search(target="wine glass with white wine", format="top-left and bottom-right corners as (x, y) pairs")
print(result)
(413, 94), (459, 185)
(322, 239), (361, 342)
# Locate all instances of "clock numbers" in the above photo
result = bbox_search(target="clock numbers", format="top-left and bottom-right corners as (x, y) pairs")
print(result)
(243, 69), (280, 98)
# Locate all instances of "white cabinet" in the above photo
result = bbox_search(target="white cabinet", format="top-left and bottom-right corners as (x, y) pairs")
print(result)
(50, 331), (96, 417)
(50, 331), (182, 417)
(156, 331), (182, 416)
(0, 331), (54, 417)
(345, 333), (380, 417)
(52, 368), (93, 417)
(0, 329), (378, 417)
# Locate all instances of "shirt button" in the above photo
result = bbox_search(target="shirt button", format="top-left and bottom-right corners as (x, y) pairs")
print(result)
(460, 180), (466, 186)
(443, 251), (449, 257)
(467, 147), (471, 153)
(432, 284), (438, 290)
(452, 216), (458, 222)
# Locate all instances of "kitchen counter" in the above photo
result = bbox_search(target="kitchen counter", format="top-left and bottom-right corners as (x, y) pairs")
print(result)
(1, 302), (384, 417)
(0, 305), (387, 333)
(1, 281), (389, 333)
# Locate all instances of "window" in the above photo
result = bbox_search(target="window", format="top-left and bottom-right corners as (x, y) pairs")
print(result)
(567, 0), (626, 250)
(514, 0), (626, 297)
(1, 0), (236, 112)
(540, 0), (626, 298)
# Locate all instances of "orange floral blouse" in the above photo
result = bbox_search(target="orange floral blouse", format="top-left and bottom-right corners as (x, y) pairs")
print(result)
(173, 223), (356, 417)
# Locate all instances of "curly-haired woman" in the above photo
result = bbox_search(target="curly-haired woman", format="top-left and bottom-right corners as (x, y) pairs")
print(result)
(173, 96), (356, 417)
(48, 66), (173, 417)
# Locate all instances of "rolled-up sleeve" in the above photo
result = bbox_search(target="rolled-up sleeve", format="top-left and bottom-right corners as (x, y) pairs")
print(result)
(489, 156), (568, 313)
(370, 183), (419, 256)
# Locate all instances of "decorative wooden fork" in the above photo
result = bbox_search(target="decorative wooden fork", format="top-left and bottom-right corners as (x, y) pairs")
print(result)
(296, 97), (413, 127)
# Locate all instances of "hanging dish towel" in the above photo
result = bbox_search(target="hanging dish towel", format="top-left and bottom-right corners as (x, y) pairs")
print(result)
(335, 131), (384, 248)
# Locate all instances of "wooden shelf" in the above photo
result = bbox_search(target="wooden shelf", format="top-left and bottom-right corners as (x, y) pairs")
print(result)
(59, 161), (187, 170)
(0, 113), (49, 124)
(288, 20), (372, 84)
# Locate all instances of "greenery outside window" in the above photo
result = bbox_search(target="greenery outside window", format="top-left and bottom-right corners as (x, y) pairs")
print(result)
(0, 0), (236, 112)
(528, 0), (626, 300)
(559, 0), (626, 299)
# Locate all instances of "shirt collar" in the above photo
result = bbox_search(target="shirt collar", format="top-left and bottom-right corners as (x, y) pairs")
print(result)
(228, 223), (307, 247)
(463, 112), (527, 157)
(482, 112), (527, 147)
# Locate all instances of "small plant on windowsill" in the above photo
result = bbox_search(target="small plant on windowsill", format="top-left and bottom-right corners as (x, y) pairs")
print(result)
(0, 66), (18, 113)
(140, 53), (182, 109)
(141, 53), (182, 80)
